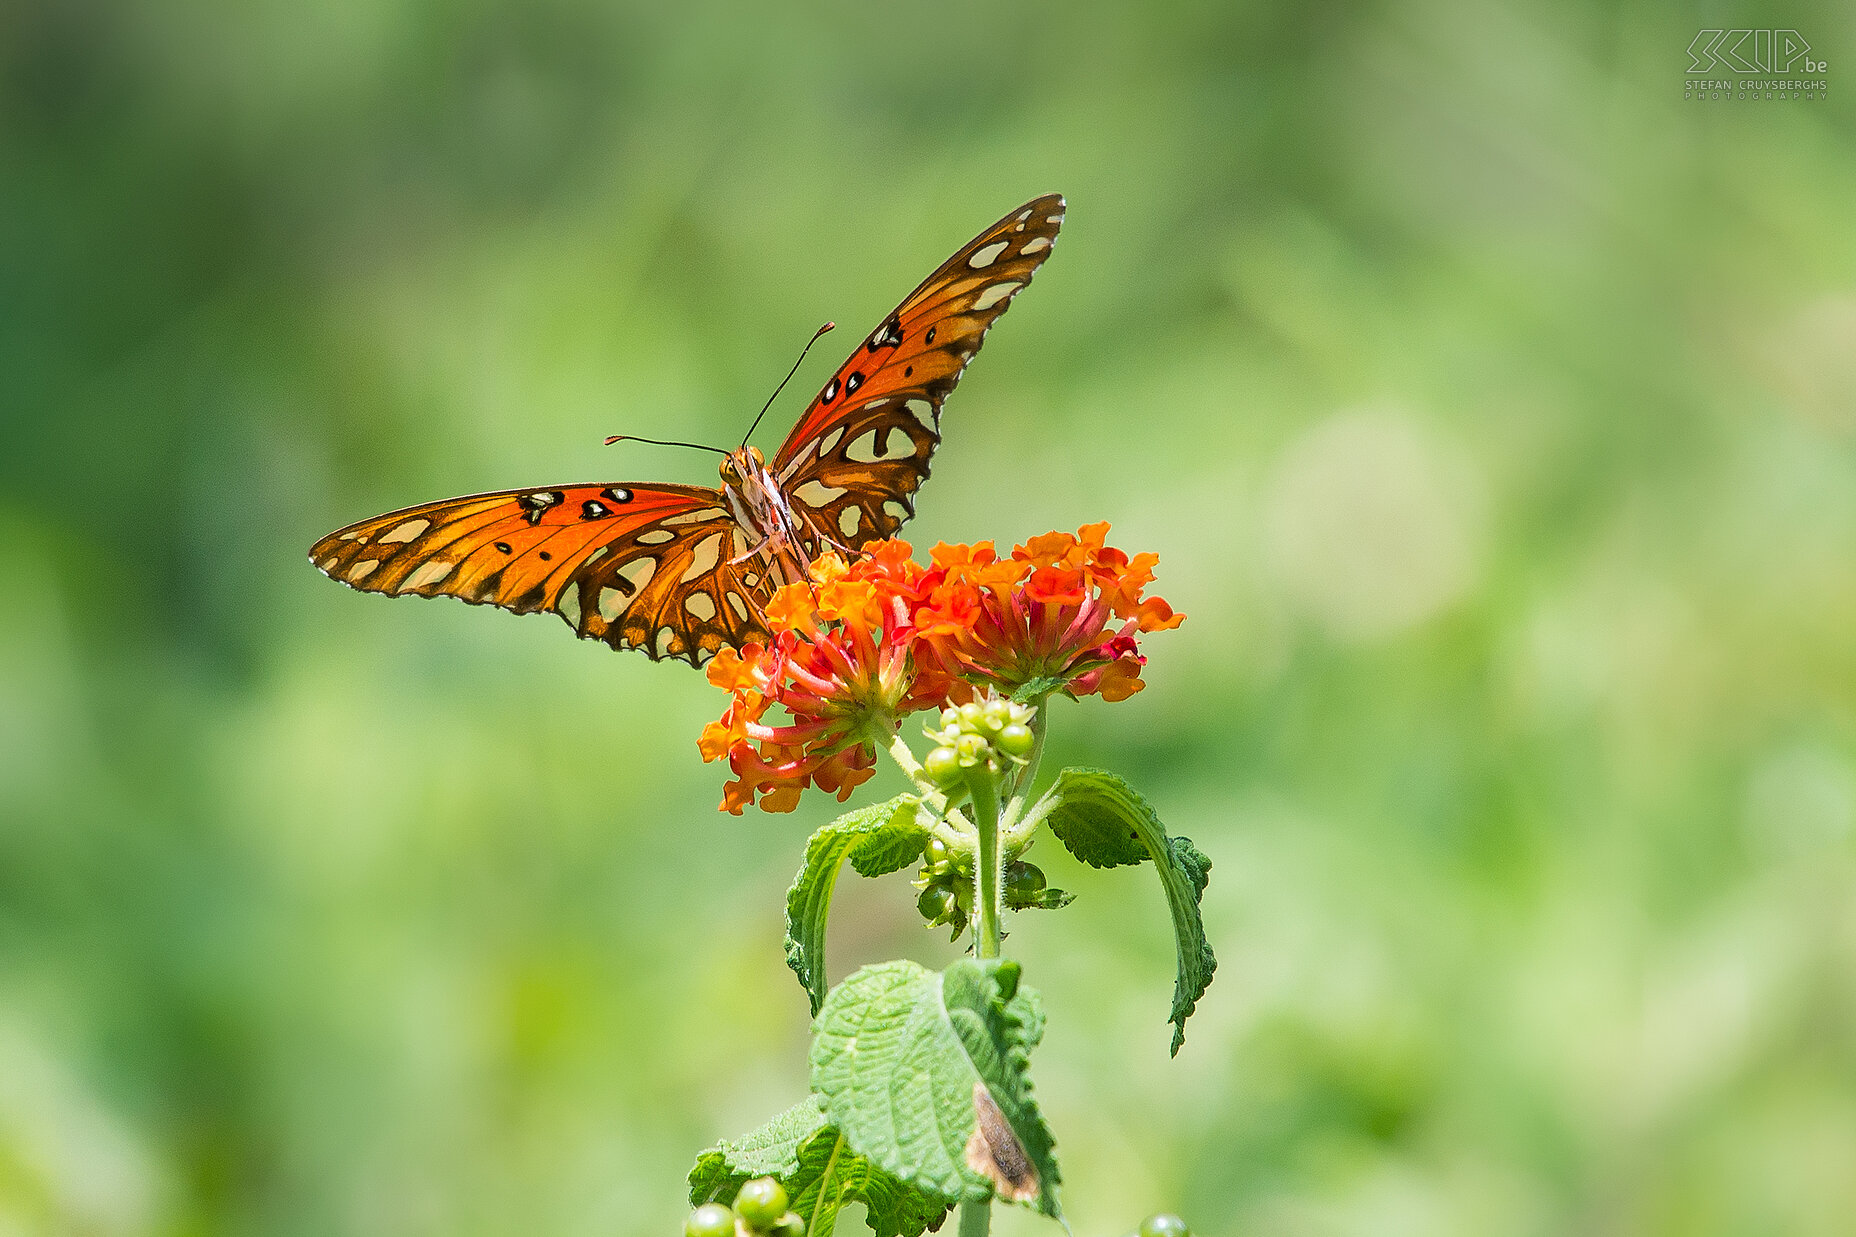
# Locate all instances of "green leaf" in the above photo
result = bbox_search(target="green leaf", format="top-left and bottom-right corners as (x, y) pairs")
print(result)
(1005, 887), (1076, 912)
(810, 959), (1061, 1218)
(1008, 675), (1071, 704)
(1038, 768), (1217, 1055)
(688, 1096), (952, 1237)
(786, 795), (930, 1014)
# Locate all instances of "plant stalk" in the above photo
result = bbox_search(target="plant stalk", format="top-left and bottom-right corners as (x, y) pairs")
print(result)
(1001, 707), (1049, 836)
(957, 708), (1050, 1237)
(967, 762), (1003, 962)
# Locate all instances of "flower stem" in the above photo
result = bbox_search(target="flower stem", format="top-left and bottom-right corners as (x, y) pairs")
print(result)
(966, 762), (1003, 962)
(957, 758), (1002, 1237)
(886, 731), (929, 786)
(1001, 706), (1049, 837)
(955, 708), (1054, 1237)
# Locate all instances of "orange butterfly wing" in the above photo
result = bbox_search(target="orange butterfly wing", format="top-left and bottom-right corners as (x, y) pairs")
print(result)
(308, 483), (770, 664)
(773, 193), (1065, 546)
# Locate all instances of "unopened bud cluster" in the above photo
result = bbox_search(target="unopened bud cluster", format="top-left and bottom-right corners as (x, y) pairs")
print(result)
(914, 836), (972, 938)
(685, 1178), (802, 1237)
(915, 835), (1052, 937)
(922, 695), (1038, 788)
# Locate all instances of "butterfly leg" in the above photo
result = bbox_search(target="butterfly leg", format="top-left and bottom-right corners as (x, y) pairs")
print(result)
(730, 535), (772, 566)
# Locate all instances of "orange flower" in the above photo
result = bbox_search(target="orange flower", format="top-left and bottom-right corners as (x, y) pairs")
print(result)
(699, 529), (1184, 814)
(700, 545), (944, 815)
(907, 522), (1184, 704)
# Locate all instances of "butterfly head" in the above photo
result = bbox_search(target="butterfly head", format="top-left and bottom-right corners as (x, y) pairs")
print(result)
(719, 446), (768, 487)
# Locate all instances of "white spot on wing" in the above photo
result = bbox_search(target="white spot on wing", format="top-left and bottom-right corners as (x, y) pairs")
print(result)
(636, 529), (675, 545)
(655, 628), (678, 657)
(1021, 235), (1050, 254)
(972, 282), (1022, 312)
(618, 557), (655, 590)
(680, 531), (724, 583)
(903, 399), (936, 431)
(661, 508), (727, 526)
(883, 501), (911, 526)
(380, 518), (429, 544)
(401, 560), (453, 591)
(726, 592), (750, 622)
(968, 240), (1008, 269)
(819, 427), (845, 455)
(794, 480), (848, 506)
(684, 592), (716, 621)
(598, 587), (629, 622)
(558, 588), (582, 628)
(346, 559), (379, 583)
(839, 507), (862, 537)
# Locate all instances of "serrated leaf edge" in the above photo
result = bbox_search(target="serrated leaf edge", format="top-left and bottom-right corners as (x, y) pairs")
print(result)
(1036, 767), (1218, 1054)
(784, 795), (927, 1014)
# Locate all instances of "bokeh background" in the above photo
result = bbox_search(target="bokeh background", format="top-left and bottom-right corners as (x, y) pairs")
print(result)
(6, 1), (1856, 1234)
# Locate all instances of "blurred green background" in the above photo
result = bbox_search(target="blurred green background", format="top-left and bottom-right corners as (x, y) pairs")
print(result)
(6, 1), (1856, 1233)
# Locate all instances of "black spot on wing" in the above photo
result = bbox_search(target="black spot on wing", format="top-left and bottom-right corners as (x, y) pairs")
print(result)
(518, 491), (563, 525)
(867, 316), (904, 352)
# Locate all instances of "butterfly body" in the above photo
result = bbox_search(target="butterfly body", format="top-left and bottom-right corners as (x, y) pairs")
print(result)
(310, 194), (1066, 664)
(716, 445), (818, 589)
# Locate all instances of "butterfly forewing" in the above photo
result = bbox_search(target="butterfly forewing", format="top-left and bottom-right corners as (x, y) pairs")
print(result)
(308, 483), (773, 664)
(310, 193), (1065, 663)
(774, 193), (1065, 546)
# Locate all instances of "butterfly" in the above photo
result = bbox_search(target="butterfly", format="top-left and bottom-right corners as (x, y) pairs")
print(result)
(309, 194), (1064, 665)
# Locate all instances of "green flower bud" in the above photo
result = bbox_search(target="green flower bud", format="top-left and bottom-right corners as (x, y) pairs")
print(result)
(918, 885), (960, 925)
(733, 1178), (789, 1228)
(955, 733), (990, 766)
(769, 1216), (806, 1237)
(685, 1204), (736, 1237)
(1138, 1215), (1192, 1237)
(923, 745), (963, 786)
(957, 701), (987, 728)
(1006, 860), (1046, 898)
(996, 723), (1035, 758)
(981, 699), (1013, 732)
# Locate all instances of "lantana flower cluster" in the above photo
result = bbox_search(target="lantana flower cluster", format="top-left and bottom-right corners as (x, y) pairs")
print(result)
(699, 523), (1184, 814)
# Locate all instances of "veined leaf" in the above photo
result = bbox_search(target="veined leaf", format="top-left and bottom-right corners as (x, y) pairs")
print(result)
(809, 959), (1060, 1218)
(688, 1096), (951, 1237)
(786, 795), (930, 1014)
(1038, 768), (1216, 1055)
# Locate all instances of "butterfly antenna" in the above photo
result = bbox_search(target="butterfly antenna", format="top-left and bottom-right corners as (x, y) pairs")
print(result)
(740, 321), (835, 451)
(603, 434), (730, 456)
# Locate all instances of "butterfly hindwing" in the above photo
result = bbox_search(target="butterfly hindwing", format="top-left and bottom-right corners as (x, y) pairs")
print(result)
(774, 193), (1065, 546)
(308, 483), (772, 664)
